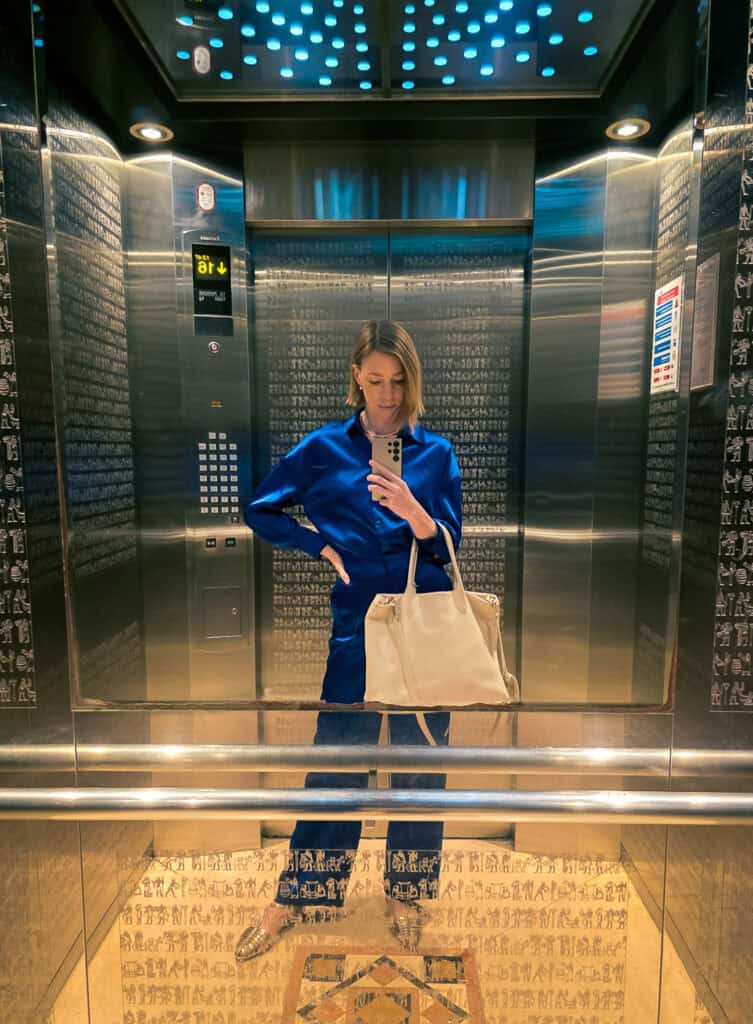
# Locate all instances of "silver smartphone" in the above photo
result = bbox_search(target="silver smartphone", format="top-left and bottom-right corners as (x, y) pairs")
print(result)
(371, 436), (403, 500)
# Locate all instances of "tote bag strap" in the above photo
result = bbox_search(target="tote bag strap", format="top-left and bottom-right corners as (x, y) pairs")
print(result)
(406, 521), (467, 613)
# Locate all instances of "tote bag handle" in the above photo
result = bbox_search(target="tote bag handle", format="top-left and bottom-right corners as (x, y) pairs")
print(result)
(405, 521), (467, 613)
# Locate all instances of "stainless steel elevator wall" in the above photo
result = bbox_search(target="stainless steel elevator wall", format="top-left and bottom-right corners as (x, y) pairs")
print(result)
(523, 150), (662, 705)
(244, 140), (534, 222)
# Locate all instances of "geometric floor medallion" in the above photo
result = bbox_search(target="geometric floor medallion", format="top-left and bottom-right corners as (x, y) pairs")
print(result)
(282, 947), (484, 1023)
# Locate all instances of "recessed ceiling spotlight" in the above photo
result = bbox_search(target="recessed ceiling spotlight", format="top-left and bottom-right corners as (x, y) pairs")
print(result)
(129, 122), (174, 143)
(606, 117), (651, 140)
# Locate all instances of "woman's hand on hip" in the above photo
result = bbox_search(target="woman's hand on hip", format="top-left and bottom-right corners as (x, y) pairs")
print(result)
(320, 544), (351, 585)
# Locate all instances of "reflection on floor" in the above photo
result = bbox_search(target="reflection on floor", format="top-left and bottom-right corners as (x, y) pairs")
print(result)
(50, 839), (710, 1024)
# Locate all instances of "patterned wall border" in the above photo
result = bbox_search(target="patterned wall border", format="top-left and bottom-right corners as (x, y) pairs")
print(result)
(711, 0), (753, 710)
(0, 135), (37, 708)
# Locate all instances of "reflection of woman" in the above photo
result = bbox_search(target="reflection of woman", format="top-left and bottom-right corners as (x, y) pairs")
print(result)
(235, 320), (462, 960)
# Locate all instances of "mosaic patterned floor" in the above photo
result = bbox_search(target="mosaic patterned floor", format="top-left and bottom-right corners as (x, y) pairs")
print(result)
(49, 838), (710, 1024)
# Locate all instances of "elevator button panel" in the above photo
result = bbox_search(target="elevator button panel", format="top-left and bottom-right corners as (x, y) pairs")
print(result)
(196, 430), (240, 517)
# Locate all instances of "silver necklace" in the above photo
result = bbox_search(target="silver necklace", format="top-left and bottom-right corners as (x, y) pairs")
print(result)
(361, 408), (399, 438)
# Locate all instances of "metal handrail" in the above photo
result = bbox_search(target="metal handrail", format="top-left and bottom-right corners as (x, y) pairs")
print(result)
(1, 743), (753, 776)
(1, 787), (752, 823)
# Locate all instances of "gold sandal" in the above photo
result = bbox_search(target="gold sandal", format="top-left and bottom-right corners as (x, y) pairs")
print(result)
(234, 902), (300, 961)
(385, 896), (425, 952)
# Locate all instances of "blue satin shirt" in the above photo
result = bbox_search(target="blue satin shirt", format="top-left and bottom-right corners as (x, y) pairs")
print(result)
(245, 407), (463, 577)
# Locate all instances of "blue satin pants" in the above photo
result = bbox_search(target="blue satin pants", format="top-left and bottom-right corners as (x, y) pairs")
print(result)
(275, 555), (452, 907)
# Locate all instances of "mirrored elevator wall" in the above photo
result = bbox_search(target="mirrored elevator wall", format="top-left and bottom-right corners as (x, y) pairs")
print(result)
(523, 150), (660, 707)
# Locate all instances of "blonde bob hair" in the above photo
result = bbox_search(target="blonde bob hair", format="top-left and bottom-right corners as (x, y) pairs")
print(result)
(346, 320), (425, 429)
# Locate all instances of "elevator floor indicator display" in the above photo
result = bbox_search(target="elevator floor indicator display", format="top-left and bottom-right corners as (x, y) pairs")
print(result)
(192, 243), (231, 316)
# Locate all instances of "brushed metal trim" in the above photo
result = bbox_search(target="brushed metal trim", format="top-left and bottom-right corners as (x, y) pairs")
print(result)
(1, 787), (752, 823)
(245, 219), (533, 230)
(2, 744), (753, 777)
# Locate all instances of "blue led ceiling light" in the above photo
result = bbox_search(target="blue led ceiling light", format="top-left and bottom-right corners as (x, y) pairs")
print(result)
(541, 65), (555, 75)
(356, 41), (368, 51)
(404, 20), (415, 31)
(427, 36), (439, 47)
(240, 23), (255, 36)
(177, 14), (193, 26)
(209, 37), (223, 48)
(403, 80), (415, 89)
(584, 45), (598, 55)
(295, 48), (309, 59)
(480, 63), (494, 75)
(360, 80), (372, 89)
(403, 59), (415, 70)
(403, 40), (416, 50)
(515, 20), (530, 34)
(434, 54), (448, 65)
(301, 2), (314, 12)
(405, 3), (415, 11)
(456, 1), (469, 11)
(332, 36), (345, 48)
(325, 55), (339, 66)
(468, 20), (481, 33)
(319, 75), (332, 85)
(354, 4), (365, 13)
(255, 1), (269, 12)
(491, 35), (505, 47)
(220, 69), (234, 79)
(243, 53), (258, 64)
(324, 14), (337, 26)
(463, 45), (477, 58)
(280, 67), (294, 77)
(433, 13), (445, 24)
(218, 7), (233, 19)
(577, 9), (594, 22)
(549, 32), (564, 44)
(358, 60), (371, 70)
(499, 1), (513, 9)
(484, 11), (499, 23)
(290, 22), (303, 34)
(448, 29), (461, 41)
(271, 13), (285, 26)
(536, 3), (552, 14)
(311, 30), (323, 42)
(333, 0), (344, 6)
(176, 49), (190, 60)
(355, 22), (366, 33)
(442, 74), (455, 84)
(515, 49), (530, 62)
(267, 37), (280, 49)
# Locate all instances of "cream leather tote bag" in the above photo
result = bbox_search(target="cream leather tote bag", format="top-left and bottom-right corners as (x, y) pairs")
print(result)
(364, 522), (518, 743)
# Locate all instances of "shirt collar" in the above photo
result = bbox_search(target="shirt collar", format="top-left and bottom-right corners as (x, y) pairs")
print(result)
(345, 407), (425, 445)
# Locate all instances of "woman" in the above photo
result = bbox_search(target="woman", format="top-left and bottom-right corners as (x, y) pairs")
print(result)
(235, 320), (462, 960)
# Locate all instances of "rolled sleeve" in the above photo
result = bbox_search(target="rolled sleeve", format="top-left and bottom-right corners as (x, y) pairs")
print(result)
(244, 440), (325, 560)
(415, 444), (463, 565)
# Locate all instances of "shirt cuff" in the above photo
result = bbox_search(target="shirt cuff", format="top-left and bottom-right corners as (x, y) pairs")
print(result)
(415, 522), (444, 563)
(298, 526), (327, 560)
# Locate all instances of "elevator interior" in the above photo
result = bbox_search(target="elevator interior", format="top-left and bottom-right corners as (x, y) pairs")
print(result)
(33, 0), (700, 714)
(3, 0), (753, 1022)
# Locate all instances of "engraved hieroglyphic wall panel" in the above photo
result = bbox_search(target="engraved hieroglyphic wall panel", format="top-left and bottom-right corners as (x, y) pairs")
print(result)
(46, 100), (145, 699)
(633, 122), (694, 702)
(0, 136), (35, 709)
(709, 15), (753, 711)
(251, 233), (387, 700)
(250, 231), (527, 702)
(390, 231), (528, 675)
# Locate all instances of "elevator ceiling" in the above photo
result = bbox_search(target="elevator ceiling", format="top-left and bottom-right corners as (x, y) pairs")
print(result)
(117, 0), (655, 100)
